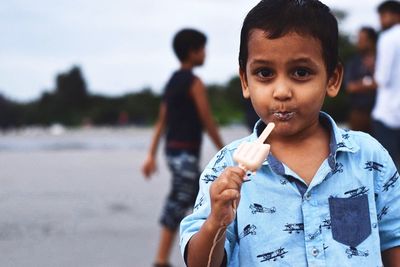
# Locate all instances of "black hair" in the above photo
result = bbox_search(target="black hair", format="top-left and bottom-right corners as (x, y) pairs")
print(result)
(239, 0), (339, 76)
(172, 29), (207, 62)
(378, 0), (400, 14)
(360, 26), (378, 44)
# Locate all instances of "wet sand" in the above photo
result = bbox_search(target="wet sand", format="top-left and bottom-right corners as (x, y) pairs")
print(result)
(0, 126), (248, 267)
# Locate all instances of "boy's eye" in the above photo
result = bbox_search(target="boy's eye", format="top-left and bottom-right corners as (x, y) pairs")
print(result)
(256, 68), (274, 78)
(293, 68), (311, 79)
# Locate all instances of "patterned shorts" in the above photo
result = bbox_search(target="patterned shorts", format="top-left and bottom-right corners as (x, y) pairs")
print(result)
(160, 152), (200, 230)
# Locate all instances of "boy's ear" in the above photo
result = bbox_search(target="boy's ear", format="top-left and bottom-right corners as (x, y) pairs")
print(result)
(326, 63), (344, 98)
(239, 68), (250, 99)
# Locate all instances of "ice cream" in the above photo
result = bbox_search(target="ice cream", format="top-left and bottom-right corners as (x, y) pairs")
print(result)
(233, 122), (275, 172)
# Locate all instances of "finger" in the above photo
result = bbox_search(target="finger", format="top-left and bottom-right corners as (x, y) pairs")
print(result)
(215, 171), (246, 191)
(212, 180), (245, 205)
(218, 189), (241, 203)
(225, 166), (246, 178)
(229, 168), (247, 184)
(210, 167), (247, 199)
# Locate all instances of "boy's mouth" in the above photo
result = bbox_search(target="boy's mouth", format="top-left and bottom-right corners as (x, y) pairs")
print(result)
(272, 111), (295, 121)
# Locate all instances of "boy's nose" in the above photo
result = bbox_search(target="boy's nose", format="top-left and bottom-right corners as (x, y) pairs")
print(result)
(272, 79), (292, 101)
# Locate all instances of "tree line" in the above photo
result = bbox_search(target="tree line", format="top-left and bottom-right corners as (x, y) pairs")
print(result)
(0, 33), (356, 129)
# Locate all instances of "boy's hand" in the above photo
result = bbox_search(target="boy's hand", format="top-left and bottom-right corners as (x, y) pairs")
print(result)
(142, 155), (156, 179)
(209, 166), (246, 227)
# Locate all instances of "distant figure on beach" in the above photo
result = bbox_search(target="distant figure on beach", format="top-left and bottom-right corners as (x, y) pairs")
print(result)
(344, 27), (377, 133)
(141, 28), (224, 267)
(372, 0), (400, 166)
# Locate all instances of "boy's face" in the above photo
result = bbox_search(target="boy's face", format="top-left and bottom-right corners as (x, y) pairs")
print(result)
(379, 11), (400, 30)
(240, 30), (342, 139)
(190, 46), (206, 66)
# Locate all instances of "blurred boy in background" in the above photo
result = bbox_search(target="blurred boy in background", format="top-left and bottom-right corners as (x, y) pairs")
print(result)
(142, 29), (224, 267)
(372, 0), (400, 167)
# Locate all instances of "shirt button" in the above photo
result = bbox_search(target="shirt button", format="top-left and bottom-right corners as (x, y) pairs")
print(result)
(311, 247), (319, 257)
(304, 192), (311, 201)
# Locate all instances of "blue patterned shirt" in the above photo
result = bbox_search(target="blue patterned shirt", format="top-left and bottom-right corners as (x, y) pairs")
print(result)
(180, 112), (400, 266)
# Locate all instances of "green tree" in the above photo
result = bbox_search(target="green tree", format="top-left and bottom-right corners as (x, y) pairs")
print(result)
(0, 94), (22, 128)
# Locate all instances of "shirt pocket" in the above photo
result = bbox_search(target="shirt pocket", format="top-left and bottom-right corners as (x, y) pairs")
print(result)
(328, 194), (371, 247)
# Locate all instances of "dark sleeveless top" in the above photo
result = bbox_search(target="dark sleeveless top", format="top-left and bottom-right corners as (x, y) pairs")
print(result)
(162, 69), (203, 155)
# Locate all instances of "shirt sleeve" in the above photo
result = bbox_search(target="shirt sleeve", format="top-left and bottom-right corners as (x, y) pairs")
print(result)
(375, 33), (396, 89)
(376, 148), (400, 251)
(179, 147), (238, 265)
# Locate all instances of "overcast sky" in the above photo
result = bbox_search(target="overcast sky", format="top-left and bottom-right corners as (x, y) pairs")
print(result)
(1, 0), (384, 101)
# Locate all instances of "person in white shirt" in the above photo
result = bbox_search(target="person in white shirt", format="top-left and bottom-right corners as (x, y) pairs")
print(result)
(372, 0), (400, 167)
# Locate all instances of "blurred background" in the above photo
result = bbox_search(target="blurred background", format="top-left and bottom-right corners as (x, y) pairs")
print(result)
(0, 0), (386, 266)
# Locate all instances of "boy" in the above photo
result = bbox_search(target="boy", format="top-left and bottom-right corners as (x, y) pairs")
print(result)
(372, 0), (400, 167)
(180, 1), (400, 266)
(142, 29), (224, 267)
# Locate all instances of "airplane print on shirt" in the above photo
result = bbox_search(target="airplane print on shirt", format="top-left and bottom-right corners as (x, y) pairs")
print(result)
(377, 206), (389, 221)
(204, 151), (229, 185)
(202, 174), (217, 184)
(239, 224), (257, 239)
(332, 162), (344, 175)
(249, 203), (276, 214)
(194, 195), (204, 210)
(257, 247), (288, 262)
(383, 171), (399, 192)
(282, 217), (330, 240)
(344, 186), (369, 198)
(364, 161), (383, 172)
(321, 218), (331, 230)
(280, 179), (288, 185)
(308, 225), (322, 240)
(345, 247), (369, 258)
(342, 133), (350, 140)
(283, 223), (304, 234)
(214, 148), (227, 165)
(212, 163), (227, 175)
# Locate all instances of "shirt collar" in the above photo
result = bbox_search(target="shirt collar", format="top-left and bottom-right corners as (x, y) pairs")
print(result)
(251, 112), (360, 174)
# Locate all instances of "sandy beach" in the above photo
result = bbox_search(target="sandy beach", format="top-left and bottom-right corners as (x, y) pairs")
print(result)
(0, 126), (248, 267)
